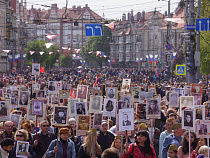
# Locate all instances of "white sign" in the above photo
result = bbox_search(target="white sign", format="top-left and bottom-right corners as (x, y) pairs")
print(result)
(32, 63), (40, 75)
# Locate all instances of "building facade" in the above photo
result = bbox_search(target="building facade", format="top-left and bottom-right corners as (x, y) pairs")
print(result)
(27, 4), (104, 50)
(110, 6), (185, 68)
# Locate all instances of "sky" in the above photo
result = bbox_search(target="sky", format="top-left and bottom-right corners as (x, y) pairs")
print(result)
(25, 0), (181, 19)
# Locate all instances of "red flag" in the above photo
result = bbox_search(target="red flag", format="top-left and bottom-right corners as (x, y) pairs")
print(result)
(94, 74), (98, 86)
(70, 88), (76, 99)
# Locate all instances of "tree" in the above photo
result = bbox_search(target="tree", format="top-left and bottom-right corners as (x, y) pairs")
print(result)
(60, 54), (72, 68)
(197, 0), (210, 75)
(25, 40), (60, 68)
(81, 25), (112, 67)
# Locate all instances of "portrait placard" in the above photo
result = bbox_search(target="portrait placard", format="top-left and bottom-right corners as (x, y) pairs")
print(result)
(48, 81), (62, 93)
(6, 86), (17, 94)
(136, 103), (146, 120)
(77, 85), (88, 100)
(105, 80), (112, 88)
(62, 83), (71, 91)
(4, 93), (10, 99)
(74, 102), (88, 118)
(121, 79), (131, 93)
(16, 141), (29, 157)
(148, 86), (157, 97)
(103, 99), (116, 117)
(119, 108), (134, 131)
(37, 98), (47, 121)
(17, 76), (24, 85)
(31, 100), (43, 115)
(196, 120), (210, 138)
(139, 91), (147, 103)
(0, 100), (11, 121)
(48, 93), (59, 104)
(11, 96), (18, 109)
(194, 105), (205, 120)
(26, 102), (36, 121)
(184, 86), (191, 96)
(146, 98), (160, 119)
(19, 91), (29, 107)
(131, 86), (140, 95)
(36, 90), (45, 99)
(59, 90), (69, 106)
(121, 96), (132, 108)
(191, 84), (202, 93)
(10, 114), (21, 128)
(192, 93), (202, 105)
(169, 92), (179, 108)
(93, 113), (103, 129)
(68, 98), (80, 117)
(132, 89), (140, 102)
(180, 96), (194, 108)
(118, 91), (125, 101)
(52, 106), (68, 126)
(182, 107), (195, 130)
(146, 92), (153, 99)
(32, 84), (40, 92)
(117, 101), (126, 114)
(89, 96), (103, 113)
(106, 87), (117, 99)
(77, 115), (91, 136)
(32, 63), (40, 75)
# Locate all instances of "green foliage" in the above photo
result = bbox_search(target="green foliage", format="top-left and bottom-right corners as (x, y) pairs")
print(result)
(25, 40), (60, 68)
(60, 54), (72, 68)
(82, 25), (112, 67)
(200, 32), (210, 75)
(198, 0), (210, 75)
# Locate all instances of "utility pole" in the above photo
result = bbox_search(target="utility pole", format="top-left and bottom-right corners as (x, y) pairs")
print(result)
(185, 0), (196, 83)
(165, 0), (172, 81)
(195, 0), (201, 83)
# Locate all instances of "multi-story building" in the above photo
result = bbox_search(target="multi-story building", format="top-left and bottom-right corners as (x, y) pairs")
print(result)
(110, 5), (185, 68)
(0, 0), (27, 72)
(27, 4), (104, 50)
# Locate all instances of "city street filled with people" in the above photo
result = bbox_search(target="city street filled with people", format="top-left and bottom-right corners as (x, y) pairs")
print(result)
(0, 67), (209, 158)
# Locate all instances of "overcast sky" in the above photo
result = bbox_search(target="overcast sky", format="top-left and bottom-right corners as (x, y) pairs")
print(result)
(26, 0), (181, 19)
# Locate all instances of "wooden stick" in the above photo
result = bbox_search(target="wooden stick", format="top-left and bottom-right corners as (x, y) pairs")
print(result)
(36, 115), (38, 140)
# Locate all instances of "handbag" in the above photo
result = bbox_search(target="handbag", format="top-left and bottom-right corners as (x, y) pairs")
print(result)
(129, 143), (135, 158)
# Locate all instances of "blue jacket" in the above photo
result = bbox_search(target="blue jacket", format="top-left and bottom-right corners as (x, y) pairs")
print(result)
(162, 134), (182, 158)
(45, 138), (76, 158)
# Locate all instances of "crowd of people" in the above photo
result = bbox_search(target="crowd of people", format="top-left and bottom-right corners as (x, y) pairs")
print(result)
(0, 67), (209, 158)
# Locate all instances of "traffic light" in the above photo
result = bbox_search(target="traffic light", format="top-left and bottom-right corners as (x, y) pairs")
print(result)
(165, 66), (171, 79)
(186, 51), (195, 73)
(56, 60), (59, 62)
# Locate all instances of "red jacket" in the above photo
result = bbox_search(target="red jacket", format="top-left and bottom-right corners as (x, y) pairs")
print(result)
(123, 143), (157, 158)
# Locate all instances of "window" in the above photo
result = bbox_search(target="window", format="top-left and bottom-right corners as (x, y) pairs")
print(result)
(68, 34), (71, 39)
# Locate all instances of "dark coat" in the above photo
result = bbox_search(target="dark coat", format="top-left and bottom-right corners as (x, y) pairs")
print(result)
(32, 131), (55, 158)
(97, 131), (115, 152)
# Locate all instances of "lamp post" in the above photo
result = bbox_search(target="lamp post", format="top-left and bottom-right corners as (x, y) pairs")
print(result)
(136, 57), (139, 69)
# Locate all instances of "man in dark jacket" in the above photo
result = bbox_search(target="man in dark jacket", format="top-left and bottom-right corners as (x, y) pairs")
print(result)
(32, 120), (55, 158)
(97, 120), (115, 152)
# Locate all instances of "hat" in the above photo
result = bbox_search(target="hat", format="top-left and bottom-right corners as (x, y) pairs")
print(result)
(168, 145), (178, 151)
(139, 123), (147, 129)
(102, 120), (108, 125)
(172, 123), (182, 130)
(114, 135), (122, 140)
(86, 128), (96, 136)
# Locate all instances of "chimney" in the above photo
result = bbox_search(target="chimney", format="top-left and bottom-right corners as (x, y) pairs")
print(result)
(137, 12), (141, 22)
(122, 13), (126, 21)
(127, 12), (130, 21)
(142, 10), (145, 21)
(131, 9), (134, 22)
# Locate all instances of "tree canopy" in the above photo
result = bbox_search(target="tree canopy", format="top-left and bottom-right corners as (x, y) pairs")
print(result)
(25, 40), (60, 68)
